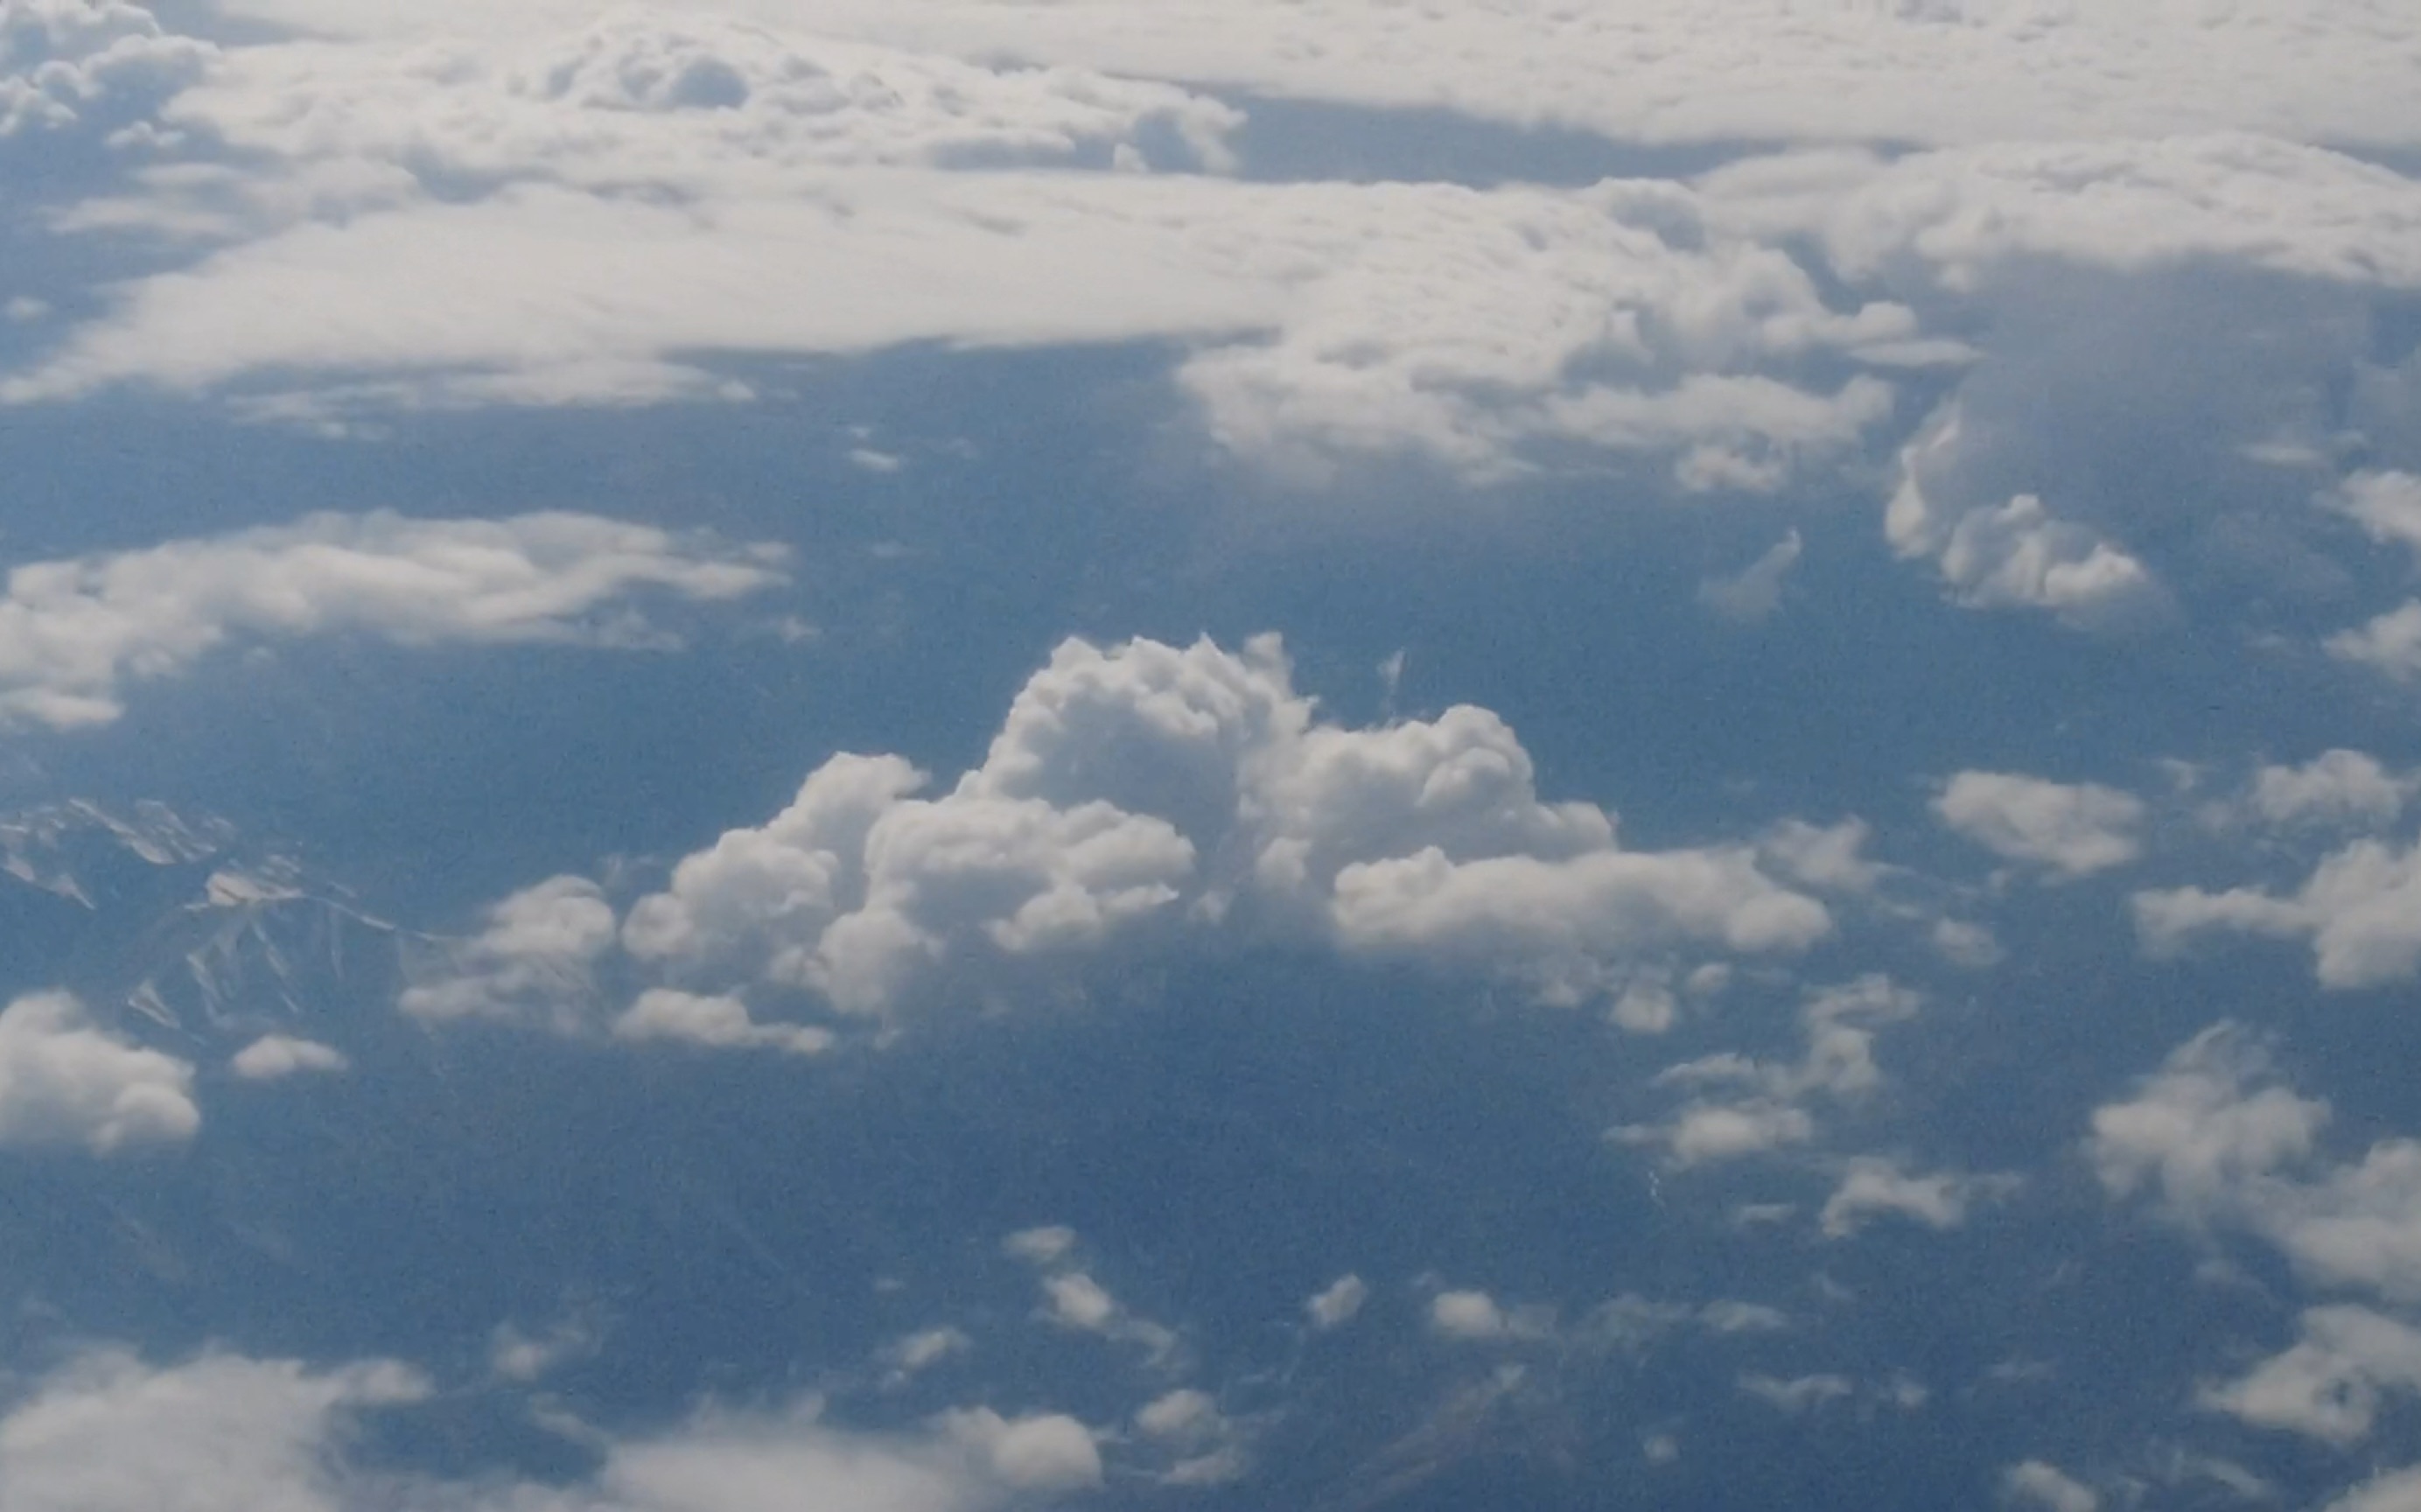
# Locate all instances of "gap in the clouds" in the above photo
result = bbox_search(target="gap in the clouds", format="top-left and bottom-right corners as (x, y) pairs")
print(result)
(1213, 95), (1801, 189)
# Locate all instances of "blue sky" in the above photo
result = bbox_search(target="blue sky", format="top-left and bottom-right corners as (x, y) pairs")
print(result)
(3, 4), (2421, 1511)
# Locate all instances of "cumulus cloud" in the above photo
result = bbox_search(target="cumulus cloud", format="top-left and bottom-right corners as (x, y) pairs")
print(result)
(399, 875), (619, 1032)
(227, 1033), (348, 1080)
(611, 989), (833, 1055)
(1819, 1156), (2017, 1238)
(2091, 1026), (2421, 1305)
(0, 510), (784, 729)
(2331, 472), (2421, 564)
(0, 1348), (426, 1512)
(0, 0), (210, 138)
(1620, 975), (1919, 1167)
(0, 990), (198, 1152)
(2204, 1306), (2421, 1446)
(1738, 1372), (1853, 1415)
(2331, 603), (2421, 681)
(618, 633), (1826, 1019)
(0, 1343), (1102, 1512)
(1935, 771), (2145, 878)
(2249, 751), (2414, 831)
(2135, 833), (2421, 988)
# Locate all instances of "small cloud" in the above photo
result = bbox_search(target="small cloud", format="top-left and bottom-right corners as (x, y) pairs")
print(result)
(847, 447), (905, 473)
(229, 1034), (349, 1081)
(1003, 1225), (1078, 1267)
(0, 991), (199, 1153)
(1697, 529), (1802, 623)
(2002, 1460), (2099, 1512)
(1935, 771), (2145, 878)
(1738, 1372), (1853, 1414)
(1305, 1273), (1368, 1331)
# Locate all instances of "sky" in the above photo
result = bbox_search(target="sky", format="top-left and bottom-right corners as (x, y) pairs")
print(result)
(2, 2), (2420, 1509)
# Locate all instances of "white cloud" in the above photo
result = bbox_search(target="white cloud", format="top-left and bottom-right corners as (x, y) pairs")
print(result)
(1698, 530), (1802, 623)
(2003, 1460), (2099, 1512)
(0, 0), (210, 138)
(2332, 603), (2421, 681)
(2330, 1468), (2421, 1512)
(1305, 1273), (1368, 1331)
(2250, 751), (2413, 830)
(1935, 771), (2145, 878)
(0, 1343), (1107, 1512)
(2091, 1026), (2421, 1306)
(227, 0), (2421, 152)
(0, 510), (784, 729)
(2332, 472), (2421, 564)
(0, 1348), (425, 1512)
(1000, 1225), (1077, 1267)
(1819, 1156), (2016, 1238)
(0, 990), (198, 1152)
(1429, 1289), (1543, 1343)
(227, 1034), (347, 1081)
(619, 633), (1826, 1019)
(398, 875), (619, 1032)
(611, 989), (832, 1055)
(2135, 833), (2421, 988)
(1738, 1372), (1853, 1414)
(488, 1315), (598, 1383)
(881, 1328), (971, 1385)
(2204, 1306), (2421, 1446)
(936, 1409), (1102, 1495)
(1623, 975), (1920, 1167)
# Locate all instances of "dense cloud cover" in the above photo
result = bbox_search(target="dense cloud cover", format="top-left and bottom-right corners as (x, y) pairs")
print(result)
(3, 2), (2420, 1510)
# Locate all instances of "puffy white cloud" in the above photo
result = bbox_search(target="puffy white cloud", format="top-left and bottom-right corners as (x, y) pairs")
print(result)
(2332, 603), (2421, 681)
(611, 989), (832, 1055)
(1426, 1289), (1553, 1344)
(0, 1348), (425, 1512)
(2330, 1468), (2421, 1512)
(880, 1327), (971, 1385)
(1000, 1225), (1078, 1267)
(2204, 1306), (2421, 1446)
(1819, 1156), (2017, 1238)
(0, 990), (198, 1152)
(1305, 1273), (1367, 1331)
(2002, 1460), (2099, 1512)
(2091, 1026), (2421, 1305)
(1935, 771), (2145, 878)
(2250, 751), (2413, 831)
(620, 633), (1825, 1019)
(0, 1343), (1106, 1512)
(0, 0), (210, 138)
(399, 875), (618, 1032)
(227, 1034), (348, 1081)
(2135, 833), (2421, 988)
(1623, 975), (1920, 1167)
(0, 510), (785, 729)
(2332, 472), (2421, 564)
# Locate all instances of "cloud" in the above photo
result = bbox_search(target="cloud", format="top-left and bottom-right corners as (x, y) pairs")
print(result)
(0, 1348), (426, 1512)
(1738, 1372), (1853, 1415)
(2002, 1460), (2099, 1512)
(611, 989), (833, 1055)
(0, 510), (785, 729)
(1697, 530), (1802, 623)
(0, 1343), (1101, 1512)
(2331, 472), (2421, 564)
(1305, 1273), (1368, 1330)
(2249, 751), (2413, 831)
(2134, 833), (2421, 988)
(1819, 1156), (2017, 1238)
(2331, 603), (2421, 681)
(227, 1033), (348, 1080)
(1935, 771), (2145, 878)
(2091, 1026), (2421, 1305)
(2203, 1306), (2421, 1446)
(244, 0), (2421, 152)
(0, 0), (210, 139)
(2329, 1468), (2421, 1512)
(399, 875), (619, 1032)
(1428, 1290), (1511, 1342)
(0, 990), (198, 1152)
(1620, 975), (1920, 1167)
(619, 633), (1826, 1019)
